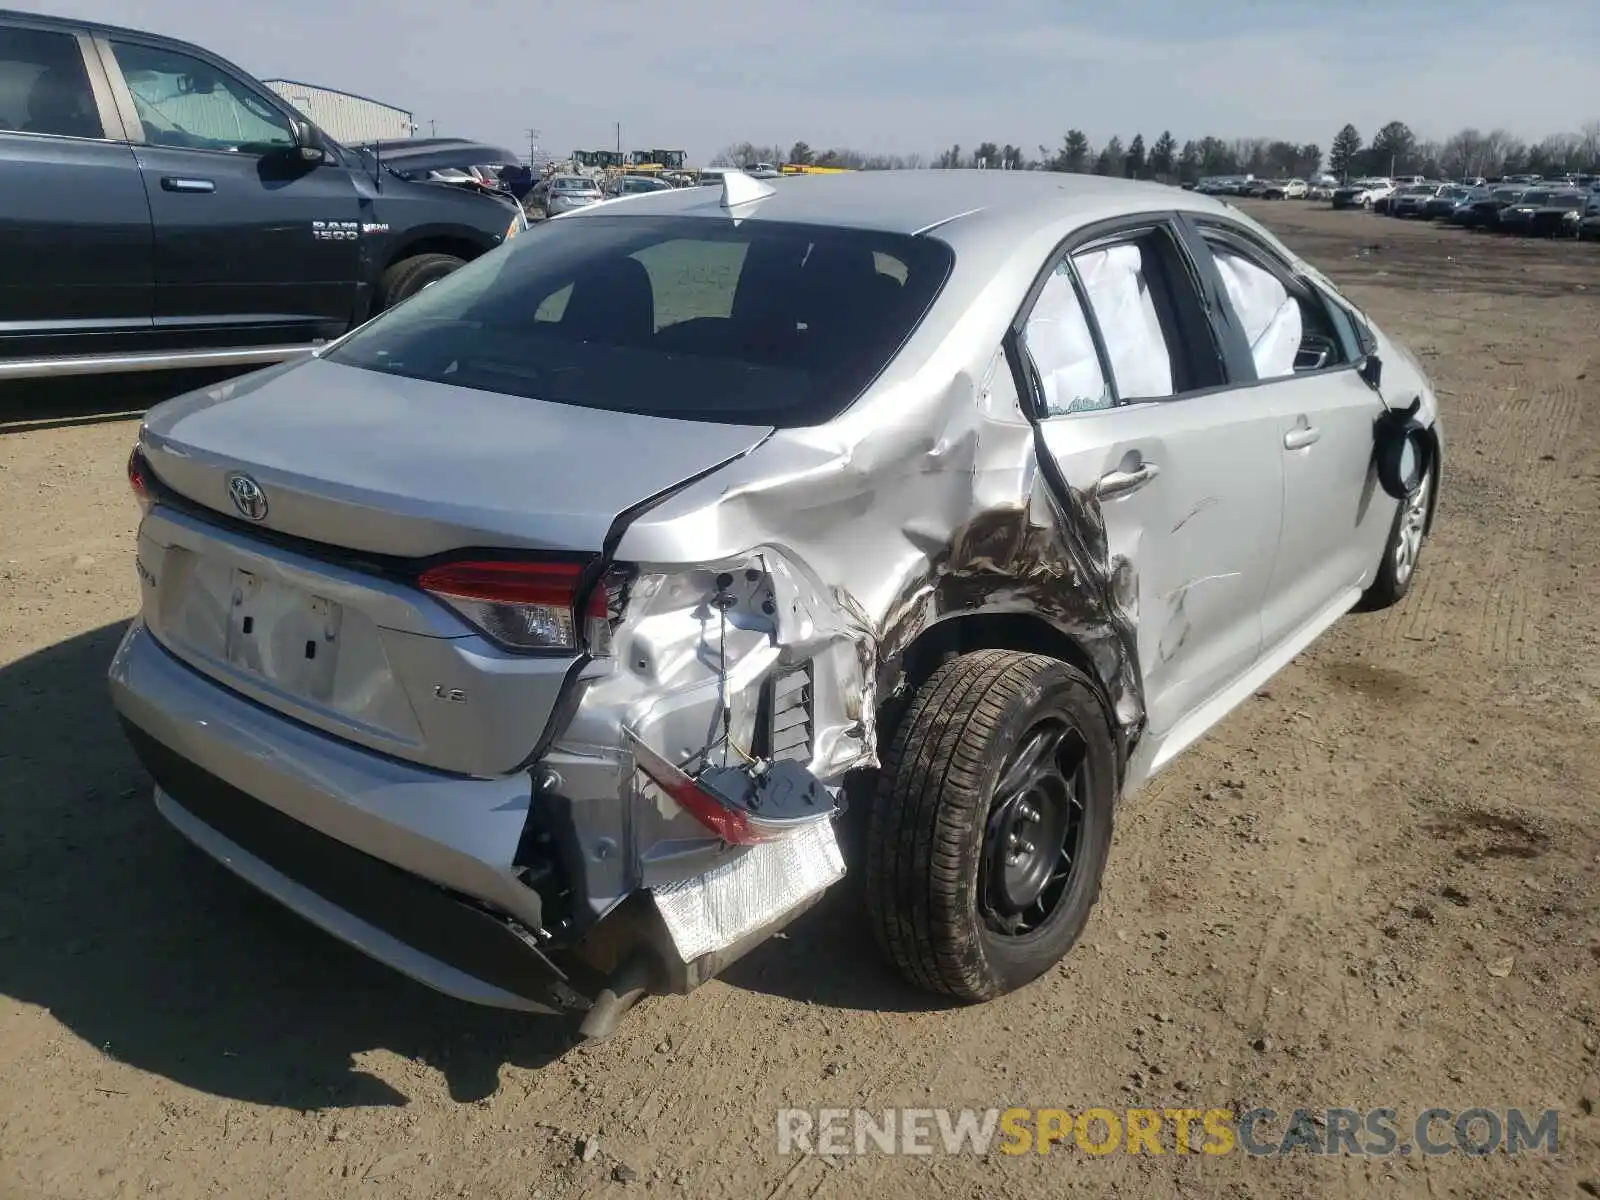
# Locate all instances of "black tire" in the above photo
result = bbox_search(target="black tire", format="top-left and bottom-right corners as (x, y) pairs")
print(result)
(864, 650), (1116, 1001)
(376, 252), (466, 311)
(1357, 461), (1434, 611)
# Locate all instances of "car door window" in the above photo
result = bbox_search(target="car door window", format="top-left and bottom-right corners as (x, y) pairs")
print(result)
(1065, 225), (1222, 402)
(108, 40), (293, 154)
(1019, 261), (1112, 416)
(0, 26), (103, 139)
(1199, 230), (1351, 380)
(1207, 244), (1303, 379)
(1071, 240), (1175, 399)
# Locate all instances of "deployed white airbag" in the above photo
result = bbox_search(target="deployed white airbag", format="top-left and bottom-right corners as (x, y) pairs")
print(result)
(1025, 265), (1112, 415)
(1074, 245), (1174, 399)
(1211, 247), (1303, 380)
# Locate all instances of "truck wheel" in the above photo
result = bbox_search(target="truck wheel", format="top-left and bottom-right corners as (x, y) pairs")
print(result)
(1357, 463), (1433, 611)
(864, 650), (1116, 1002)
(376, 253), (466, 311)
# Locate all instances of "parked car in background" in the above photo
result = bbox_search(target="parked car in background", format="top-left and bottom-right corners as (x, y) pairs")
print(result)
(1456, 185), (1526, 229)
(0, 10), (525, 381)
(1261, 179), (1307, 199)
(1389, 183), (1447, 218)
(356, 137), (529, 201)
(1422, 184), (1472, 219)
(1307, 182), (1335, 201)
(1442, 187), (1489, 225)
(1497, 189), (1587, 237)
(111, 169), (1442, 1037)
(1332, 178), (1394, 210)
(537, 174), (605, 217)
(1578, 192), (1600, 241)
(604, 173), (675, 199)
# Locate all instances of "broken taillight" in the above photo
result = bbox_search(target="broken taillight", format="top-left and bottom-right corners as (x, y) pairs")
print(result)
(628, 731), (836, 846)
(418, 559), (620, 654)
(127, 444), (152, 512)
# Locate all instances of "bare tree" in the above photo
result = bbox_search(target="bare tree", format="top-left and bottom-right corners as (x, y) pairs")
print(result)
(1580, 121), (1600, 166)
(716, 114), (1600, 178)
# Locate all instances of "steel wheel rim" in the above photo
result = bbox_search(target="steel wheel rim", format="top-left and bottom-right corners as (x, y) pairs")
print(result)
(1393, 473), (1430, 585)
(978, 714), (1089, 938)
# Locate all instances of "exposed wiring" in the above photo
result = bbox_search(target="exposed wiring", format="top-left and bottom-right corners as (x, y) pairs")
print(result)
(681, 580), (759, 773)
(719, 598), (731, 768)
(716, 596), (760, 766)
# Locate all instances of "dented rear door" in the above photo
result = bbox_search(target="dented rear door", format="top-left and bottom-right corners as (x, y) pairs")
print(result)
(1017, 232), (1283, 739)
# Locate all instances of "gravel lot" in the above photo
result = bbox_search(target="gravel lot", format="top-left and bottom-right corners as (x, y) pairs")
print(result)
(2, 201), (1597, 1199)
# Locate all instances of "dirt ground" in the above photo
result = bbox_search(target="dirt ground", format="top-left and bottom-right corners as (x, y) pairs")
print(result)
(2, 202), (1597, 1199)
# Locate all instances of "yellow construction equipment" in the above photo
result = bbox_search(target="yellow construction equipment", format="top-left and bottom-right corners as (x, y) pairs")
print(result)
(625, 150), (687, 172)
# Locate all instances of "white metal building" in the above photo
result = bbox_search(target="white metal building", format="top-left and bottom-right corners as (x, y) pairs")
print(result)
(261, 79), (416, 145)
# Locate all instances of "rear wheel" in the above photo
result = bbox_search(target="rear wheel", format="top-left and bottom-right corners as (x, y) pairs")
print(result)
(864, 650), (1116, 1001)
(376, 252), (467, 311)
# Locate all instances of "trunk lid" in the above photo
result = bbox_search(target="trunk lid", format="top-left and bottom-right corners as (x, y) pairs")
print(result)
(142, 357), (771, 558)
(135, 357), (771, 777)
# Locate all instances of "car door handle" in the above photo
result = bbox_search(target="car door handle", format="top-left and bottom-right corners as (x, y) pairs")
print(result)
(160, 176), (215, 194)
(1094, 461), (1161, 499)
(1284, 426), (1321, 450)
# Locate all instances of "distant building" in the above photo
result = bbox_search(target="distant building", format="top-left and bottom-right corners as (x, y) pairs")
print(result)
(261, 79), (416, 145)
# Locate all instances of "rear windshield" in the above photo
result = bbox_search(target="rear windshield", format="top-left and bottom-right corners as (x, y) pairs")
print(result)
(326, 215), (955, 426)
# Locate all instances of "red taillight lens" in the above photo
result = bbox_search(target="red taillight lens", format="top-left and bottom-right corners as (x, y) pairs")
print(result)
(127, 444), (152, 511)
(418, 559), (615, 653)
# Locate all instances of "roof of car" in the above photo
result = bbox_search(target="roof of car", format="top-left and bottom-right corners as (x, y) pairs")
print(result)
(559, 169), (1239, 237)
(1, 7), (212, 50)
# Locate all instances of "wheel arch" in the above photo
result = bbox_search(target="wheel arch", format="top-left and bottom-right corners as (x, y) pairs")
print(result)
(883, 610), (1130, 786)
(355, 226), (500, 322)
(381, 232), (493, 274)
(1422, 422), (1443, 536)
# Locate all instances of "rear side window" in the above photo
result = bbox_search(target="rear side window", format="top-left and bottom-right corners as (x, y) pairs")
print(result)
(1071, 240), (1179, 400)
(1020, 263), (1112, 416)
(0, 26), (102, 140)
(1065, 226), (1221, 402)
(327, 215), (954, 426)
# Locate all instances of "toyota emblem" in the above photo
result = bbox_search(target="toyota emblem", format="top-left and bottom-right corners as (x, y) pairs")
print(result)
(226, 473), (268, 521)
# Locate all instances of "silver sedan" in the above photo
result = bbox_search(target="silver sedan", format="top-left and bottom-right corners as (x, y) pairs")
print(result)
(111, 169), (1442, 1036)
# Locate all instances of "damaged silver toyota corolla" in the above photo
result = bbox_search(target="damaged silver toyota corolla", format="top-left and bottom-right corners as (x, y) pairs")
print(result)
(109, 169), (1443, 1036)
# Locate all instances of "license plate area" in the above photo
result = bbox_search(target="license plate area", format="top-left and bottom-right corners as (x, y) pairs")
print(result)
(224, 568), (343, 703)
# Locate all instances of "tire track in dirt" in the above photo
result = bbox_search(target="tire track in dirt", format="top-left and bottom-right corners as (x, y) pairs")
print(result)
(1427, 373), (1573, 665)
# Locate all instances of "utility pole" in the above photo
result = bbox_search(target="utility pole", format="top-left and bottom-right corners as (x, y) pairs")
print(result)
(428, 119), (436, 137)
(615, 122), (621, 155)
(527, 127), (541, 167)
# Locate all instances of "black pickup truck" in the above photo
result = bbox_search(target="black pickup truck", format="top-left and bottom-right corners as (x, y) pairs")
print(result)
(0, 10), (525, 380)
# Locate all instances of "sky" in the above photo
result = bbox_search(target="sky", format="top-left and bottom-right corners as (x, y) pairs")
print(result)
(35, 0), (1600, 163)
